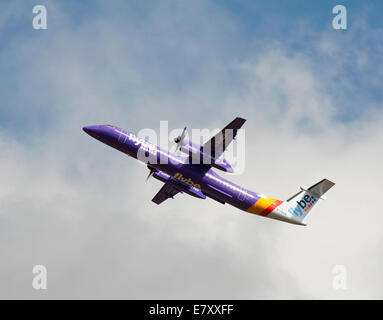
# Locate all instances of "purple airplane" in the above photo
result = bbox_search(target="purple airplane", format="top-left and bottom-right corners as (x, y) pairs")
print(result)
(83, 117), (334, 225)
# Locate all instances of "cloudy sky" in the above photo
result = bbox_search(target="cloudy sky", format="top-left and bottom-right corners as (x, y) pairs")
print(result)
(0, 0), (382, 299)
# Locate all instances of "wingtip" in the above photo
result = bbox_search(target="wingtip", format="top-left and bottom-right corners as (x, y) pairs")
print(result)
(236, 116), (247, 122)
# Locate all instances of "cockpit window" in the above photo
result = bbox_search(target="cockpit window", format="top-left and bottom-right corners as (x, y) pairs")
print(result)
(105, 124), (115, 128)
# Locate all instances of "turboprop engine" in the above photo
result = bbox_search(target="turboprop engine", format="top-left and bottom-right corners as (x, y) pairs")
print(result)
(178, 139), (234, 173)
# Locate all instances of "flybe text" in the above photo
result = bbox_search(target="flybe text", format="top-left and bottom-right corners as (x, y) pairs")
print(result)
(174, 173), (201, 190)
(288, 194), (317, 217)
(126, 132), (158, 156)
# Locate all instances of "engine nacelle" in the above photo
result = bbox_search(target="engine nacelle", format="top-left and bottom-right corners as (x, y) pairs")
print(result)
(179, 140), (234, 173)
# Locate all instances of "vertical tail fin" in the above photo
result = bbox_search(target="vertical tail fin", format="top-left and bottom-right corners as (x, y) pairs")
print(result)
(286, 179), (335, 223)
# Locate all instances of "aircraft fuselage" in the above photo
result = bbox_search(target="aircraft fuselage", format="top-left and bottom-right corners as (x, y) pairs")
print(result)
(83, 124), (305, 225)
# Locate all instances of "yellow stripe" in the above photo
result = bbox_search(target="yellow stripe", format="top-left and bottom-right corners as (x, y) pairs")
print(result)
(246, 197), (277, 215)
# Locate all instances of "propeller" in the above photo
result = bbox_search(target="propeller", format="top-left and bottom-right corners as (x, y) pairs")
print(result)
(146, 166), (155, 182)
(174, 126), (187, 153)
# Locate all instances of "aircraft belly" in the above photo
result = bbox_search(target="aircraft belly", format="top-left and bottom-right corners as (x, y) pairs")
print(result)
(201, 176), (256, 211)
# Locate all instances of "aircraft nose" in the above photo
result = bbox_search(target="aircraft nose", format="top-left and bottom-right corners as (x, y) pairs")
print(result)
(83, 125), (101, 137)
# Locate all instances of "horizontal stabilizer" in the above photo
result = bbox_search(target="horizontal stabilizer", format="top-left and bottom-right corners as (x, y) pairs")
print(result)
(307, 178), (335, 198)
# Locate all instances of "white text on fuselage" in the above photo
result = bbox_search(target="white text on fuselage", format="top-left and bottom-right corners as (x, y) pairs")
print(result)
(127, 133), (157, 156)
(118, 130), (184, 164)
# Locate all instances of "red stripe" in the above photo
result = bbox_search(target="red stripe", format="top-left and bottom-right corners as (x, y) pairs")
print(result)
(259, 200), (283, 217)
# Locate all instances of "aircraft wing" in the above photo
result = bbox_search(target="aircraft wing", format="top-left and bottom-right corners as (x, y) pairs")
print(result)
(203, 117), (246, 159)
(152, 183), (181, 205)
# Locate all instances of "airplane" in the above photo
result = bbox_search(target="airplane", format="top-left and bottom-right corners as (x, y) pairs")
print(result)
(83, 117), (335, 225)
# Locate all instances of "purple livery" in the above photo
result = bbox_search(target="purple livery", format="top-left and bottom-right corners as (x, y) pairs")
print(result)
(83, 118), (335, 225)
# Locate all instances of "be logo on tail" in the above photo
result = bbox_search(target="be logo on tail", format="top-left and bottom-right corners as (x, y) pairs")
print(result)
(288, 193), (317, 217)
(284, 179), (335, 224)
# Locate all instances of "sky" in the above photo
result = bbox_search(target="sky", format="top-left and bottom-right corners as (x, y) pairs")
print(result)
(0, 0), (383, 299)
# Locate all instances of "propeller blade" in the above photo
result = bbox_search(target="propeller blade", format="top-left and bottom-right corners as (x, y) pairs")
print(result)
(146, 167), (155, 182)
(174, 126), (187, 153)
